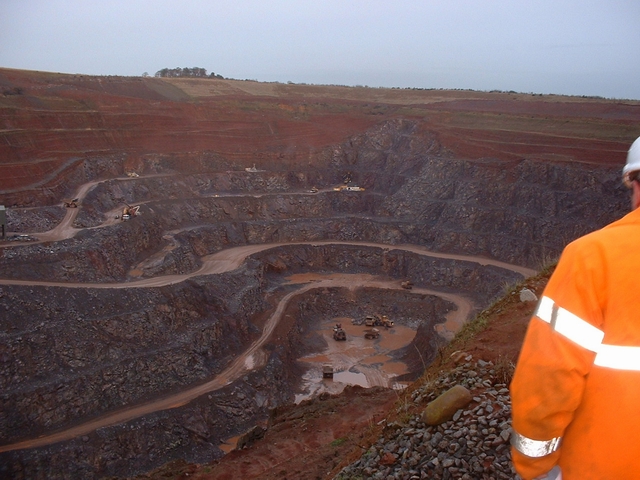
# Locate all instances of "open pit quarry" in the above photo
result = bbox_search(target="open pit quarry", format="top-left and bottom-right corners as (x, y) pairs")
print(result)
(0, 68), (638, 479)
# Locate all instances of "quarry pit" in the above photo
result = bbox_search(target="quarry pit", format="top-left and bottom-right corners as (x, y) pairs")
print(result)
(0, 68), (637, 479)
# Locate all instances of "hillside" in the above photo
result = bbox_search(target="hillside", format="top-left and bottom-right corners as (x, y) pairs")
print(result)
(0, 68), (638, 479)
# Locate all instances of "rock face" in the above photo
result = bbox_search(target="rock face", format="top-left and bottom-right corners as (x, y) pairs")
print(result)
(0, 69), (638, 478)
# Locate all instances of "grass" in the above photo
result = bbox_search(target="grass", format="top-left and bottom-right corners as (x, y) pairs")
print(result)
(330, 437), (348, 448)
(493, 355), (516, 385)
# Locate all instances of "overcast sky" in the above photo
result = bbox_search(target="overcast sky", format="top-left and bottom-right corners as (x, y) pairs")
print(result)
(1, 0), (639, 99)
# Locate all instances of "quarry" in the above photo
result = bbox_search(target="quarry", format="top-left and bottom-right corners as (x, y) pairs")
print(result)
(0, 68), (638, 478)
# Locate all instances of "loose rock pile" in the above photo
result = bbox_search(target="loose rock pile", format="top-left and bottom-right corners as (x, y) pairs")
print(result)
(335, 356), (517, 479)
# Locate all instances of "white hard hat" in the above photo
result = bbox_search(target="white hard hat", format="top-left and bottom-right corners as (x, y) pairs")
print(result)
(622, 136), (640, 186)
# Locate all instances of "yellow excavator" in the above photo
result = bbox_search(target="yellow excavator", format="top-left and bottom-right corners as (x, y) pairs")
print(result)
(121, 204), (140, 221)
(364, 315), (394, 328)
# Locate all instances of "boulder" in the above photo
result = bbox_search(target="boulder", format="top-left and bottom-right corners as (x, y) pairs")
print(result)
(421, 385), (472, 426)
(519, 288), (538, 302)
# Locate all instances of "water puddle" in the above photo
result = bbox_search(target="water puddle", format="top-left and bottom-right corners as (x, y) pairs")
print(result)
(295, 316), (417, 402)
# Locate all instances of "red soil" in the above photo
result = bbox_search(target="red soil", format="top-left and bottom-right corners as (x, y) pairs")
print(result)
(2, 68), (638, 196)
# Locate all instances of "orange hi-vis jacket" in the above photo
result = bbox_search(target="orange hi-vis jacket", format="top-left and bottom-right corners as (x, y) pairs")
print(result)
(510, 207), (640, 480)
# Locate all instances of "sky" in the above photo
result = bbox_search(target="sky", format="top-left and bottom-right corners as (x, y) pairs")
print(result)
(1, 0), (639, 100)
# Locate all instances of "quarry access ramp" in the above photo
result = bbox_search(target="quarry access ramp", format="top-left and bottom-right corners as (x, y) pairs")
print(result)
(0, 239), (535, 288)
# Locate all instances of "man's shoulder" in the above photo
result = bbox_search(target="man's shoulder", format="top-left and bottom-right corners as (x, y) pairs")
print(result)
(567, 209), (640, 251)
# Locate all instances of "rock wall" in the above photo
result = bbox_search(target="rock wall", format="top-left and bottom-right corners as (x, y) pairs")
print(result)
(0, 263), (266, 444)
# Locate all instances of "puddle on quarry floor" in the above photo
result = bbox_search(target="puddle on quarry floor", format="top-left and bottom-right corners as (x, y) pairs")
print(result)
(295, 317), (416, 403)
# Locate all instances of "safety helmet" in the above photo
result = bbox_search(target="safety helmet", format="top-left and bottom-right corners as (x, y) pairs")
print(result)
(623, 136), (640, 187)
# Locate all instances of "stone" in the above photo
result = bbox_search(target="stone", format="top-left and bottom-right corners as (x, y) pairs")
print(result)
(380, 452), (397, 465)
(519, 288), (538, 302)
(422, 385), (472, 426)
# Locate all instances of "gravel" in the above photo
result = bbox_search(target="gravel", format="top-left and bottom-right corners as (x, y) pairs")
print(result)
(334, 356), (518, 480)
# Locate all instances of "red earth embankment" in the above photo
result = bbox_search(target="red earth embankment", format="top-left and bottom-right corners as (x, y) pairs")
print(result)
(2, 68), (638, 197)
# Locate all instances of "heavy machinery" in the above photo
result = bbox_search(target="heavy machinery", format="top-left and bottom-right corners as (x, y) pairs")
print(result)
(63, 198), (78, 208)
(332, 185), (365, 192)
(121, 204), (140, 221)
(333, 323), (346, 341)
(364, 328), (380, 339)
(364, 314), (394, 328)
(322, 364), (334, 378)
(379, 315), (394, 328)
(401, 280), (414, 290)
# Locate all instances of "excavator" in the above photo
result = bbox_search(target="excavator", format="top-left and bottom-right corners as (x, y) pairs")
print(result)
(63, 198), (78, 208)
(364, 314), (394, 328)
(121, 204), (140, 221)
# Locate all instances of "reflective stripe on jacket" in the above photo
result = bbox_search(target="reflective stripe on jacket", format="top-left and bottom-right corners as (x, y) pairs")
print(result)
(510, 207), (640, 480)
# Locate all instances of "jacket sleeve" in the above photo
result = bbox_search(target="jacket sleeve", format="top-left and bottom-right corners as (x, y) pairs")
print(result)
(510, 238), (605, 479)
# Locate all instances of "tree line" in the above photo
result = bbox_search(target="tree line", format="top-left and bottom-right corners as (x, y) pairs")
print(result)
(154, 67), (224, 79)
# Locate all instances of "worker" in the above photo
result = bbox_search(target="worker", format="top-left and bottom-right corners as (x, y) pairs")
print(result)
(510, 136), (640, 480)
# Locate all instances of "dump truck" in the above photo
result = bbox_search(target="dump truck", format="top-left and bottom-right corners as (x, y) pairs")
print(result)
(364, 328), (380, 339)
(401, 280), (414, 290)
(322, 364), (334, 378)
(63, 198), (78, 208)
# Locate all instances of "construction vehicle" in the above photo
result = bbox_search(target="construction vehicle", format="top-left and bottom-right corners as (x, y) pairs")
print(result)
(309, 186), (318, 193)
(126, 172), (139, 178)
(63, 198), (78, 208)
(379, 315), (394, 328)
(333, 185), (365, 192)
(364, 328), (380, 340)
(364, 314), (394, 328)
(333, 323), (346, 341)
(121, 204), (140, 221)
(401, 280), (414, 290)
(322, 364), (334, 378)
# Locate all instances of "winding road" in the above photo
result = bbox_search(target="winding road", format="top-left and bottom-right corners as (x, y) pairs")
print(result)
(0, 178), (536, 453)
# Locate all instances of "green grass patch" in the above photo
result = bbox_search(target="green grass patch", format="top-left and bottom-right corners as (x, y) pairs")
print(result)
(330, 437), (348, 448)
